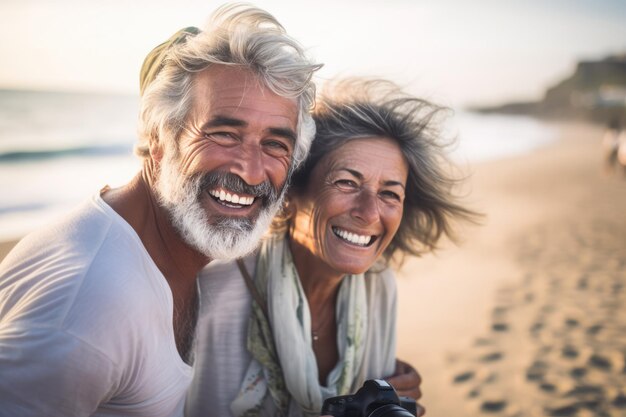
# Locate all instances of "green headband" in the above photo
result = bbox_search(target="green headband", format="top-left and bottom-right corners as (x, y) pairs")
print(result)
(139, 26), (200, 96)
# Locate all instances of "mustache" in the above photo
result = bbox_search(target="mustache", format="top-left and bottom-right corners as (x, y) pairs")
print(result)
(197, 171), (279, 206)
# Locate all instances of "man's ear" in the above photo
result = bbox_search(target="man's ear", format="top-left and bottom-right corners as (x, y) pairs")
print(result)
(149, 137), (164, 163)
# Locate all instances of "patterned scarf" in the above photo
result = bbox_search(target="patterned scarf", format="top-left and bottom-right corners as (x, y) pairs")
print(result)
(231, 234), (368, 417)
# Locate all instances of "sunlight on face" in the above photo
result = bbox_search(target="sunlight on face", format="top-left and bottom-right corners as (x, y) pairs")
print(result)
(290, 137), (409, 275)
(153, 66), (297, 260)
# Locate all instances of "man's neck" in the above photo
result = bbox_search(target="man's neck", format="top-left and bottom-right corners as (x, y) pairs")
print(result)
(101, 169), (210, 285)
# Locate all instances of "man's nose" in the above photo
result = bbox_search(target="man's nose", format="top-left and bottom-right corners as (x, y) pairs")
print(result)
(351, 191), (380, 224)
(229, 143), (266, 187)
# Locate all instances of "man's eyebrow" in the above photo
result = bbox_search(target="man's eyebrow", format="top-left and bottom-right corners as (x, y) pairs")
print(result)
(339, 168), (406, 189)
(202, 116), (247, 129)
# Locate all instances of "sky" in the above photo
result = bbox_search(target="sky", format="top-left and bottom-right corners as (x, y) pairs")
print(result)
(0, 0), (625, 107)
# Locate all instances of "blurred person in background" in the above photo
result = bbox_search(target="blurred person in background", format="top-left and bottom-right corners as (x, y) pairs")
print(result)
(602, 118), (621, 174)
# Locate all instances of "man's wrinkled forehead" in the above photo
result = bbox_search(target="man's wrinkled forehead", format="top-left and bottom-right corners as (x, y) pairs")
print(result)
(187, 65), (299, 139)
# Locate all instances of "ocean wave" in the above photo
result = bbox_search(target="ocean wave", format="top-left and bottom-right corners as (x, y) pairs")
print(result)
(0, 143), (133, 163)
(0, 202), (49, 215)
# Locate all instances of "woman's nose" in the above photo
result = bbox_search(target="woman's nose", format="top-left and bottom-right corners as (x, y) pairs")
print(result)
(351, 191), (380, 224)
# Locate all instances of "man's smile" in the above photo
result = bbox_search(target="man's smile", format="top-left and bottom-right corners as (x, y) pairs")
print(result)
(208, 187), (256, 207)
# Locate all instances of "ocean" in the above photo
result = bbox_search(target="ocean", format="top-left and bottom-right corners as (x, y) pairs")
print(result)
(0, 89), (558, 241)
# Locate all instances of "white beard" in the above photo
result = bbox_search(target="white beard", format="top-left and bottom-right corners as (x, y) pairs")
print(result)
(154, 149), (285, 260)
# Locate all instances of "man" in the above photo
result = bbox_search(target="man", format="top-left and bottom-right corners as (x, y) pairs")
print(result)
(0, 4), (319, 416)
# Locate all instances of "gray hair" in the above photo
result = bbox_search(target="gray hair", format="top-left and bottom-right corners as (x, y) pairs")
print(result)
(288, 78), (479, 264)
(136, 3), (321, 172)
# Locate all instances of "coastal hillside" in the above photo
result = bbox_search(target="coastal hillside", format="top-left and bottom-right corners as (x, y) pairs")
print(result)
(473, 54), (626, 123)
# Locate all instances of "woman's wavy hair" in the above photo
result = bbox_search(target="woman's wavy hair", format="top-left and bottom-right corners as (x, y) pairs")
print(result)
(279, 78), (479, 265)
(136, 3), (322, 172)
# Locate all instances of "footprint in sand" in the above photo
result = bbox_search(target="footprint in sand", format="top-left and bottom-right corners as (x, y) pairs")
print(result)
(492, 322), (509, 332)
(453, 370), (475, 384)
(569, 366), (588, 379)
(526, 360), (548, 381)
(588, 353), (612, 370)
(612, 392), (626, 408)
(480, 399), (507, 413)
(530, 320), (544, 336)
(544, 400), (579, 417)
(480, 352), (504, 362)
(586, 323), (603, 336)
(561, 345), (579, 359)
(539, 381), (558, 393)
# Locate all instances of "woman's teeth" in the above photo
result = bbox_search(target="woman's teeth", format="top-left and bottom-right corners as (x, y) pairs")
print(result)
(333, 227), (372, 246)
(208, 189), (255, 206)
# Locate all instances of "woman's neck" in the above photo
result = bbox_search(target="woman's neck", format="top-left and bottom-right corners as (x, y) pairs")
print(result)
(287, 235), (344, 312)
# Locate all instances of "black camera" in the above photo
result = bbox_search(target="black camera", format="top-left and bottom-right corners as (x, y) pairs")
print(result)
(321, 379), (417, 417)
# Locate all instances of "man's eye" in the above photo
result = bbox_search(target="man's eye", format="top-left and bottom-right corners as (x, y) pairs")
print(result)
(205, 132), (237, 143)
(263, 140), (291, 156)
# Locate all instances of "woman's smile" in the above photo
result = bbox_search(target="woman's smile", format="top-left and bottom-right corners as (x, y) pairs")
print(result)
(331, 226), (377, 247)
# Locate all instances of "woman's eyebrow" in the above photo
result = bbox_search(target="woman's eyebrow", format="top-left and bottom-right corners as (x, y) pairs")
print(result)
(383, 180), (406, 190)
(337, 168), (362, 179)
(336, 168), (406, 189)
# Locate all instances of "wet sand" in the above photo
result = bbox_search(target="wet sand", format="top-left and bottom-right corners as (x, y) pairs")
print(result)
(396, 122), (626, 417)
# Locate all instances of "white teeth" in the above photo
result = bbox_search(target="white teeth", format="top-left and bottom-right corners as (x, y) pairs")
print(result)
(208, 189), (254, 206)
(334, 227), (372, 246)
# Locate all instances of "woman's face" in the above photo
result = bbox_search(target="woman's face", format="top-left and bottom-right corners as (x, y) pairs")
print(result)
(290, 136), (409, 275)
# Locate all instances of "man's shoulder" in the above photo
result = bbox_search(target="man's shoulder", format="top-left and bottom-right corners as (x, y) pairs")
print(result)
(0, 195), (163, 331)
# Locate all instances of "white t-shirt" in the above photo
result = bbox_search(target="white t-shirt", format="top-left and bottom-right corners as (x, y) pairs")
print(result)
(0, 195), (192, 417)
(186, 256), (255, 417)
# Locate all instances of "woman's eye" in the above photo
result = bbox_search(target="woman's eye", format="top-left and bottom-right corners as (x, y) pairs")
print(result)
(335, 179), (358, 188)
(381, 190), (402, 201)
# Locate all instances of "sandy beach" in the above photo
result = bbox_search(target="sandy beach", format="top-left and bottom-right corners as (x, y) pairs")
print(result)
(396, 121), (626, 416)
(1, 121), (625, 417)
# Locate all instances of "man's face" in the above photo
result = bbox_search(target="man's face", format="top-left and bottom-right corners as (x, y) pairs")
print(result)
(155, 65), (299, 260)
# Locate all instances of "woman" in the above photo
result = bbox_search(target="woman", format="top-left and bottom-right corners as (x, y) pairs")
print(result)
(187, 79), (476, 417)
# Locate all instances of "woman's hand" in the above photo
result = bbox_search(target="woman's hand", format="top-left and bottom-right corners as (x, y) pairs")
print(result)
(385, 358), (425, 416)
